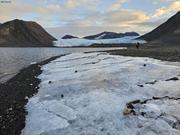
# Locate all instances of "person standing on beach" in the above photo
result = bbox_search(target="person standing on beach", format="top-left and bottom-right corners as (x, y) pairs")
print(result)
(136, 42), (140, 49)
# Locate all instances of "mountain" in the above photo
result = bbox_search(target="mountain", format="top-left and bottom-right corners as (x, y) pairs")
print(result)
(83, 31), (139, 40)
(139, 11), (180, 44)
(61, 35), (78, 39)
(0, 19), (57, 47)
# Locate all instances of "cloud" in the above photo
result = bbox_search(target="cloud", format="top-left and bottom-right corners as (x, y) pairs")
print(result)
(153, 1), (180, 18)
(0, 0), (179, 36)
(108, 0), (128, 11)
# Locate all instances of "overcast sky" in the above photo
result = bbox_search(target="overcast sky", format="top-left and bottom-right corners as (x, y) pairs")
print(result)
(0, 0), (180, 38)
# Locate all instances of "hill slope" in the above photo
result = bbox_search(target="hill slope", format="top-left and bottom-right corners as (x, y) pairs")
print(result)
(0, 19), (57, 47)
(139, 11), (180, 44)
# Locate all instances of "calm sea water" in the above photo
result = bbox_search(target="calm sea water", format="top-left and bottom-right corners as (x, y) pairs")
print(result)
(0, 47), (122, 83)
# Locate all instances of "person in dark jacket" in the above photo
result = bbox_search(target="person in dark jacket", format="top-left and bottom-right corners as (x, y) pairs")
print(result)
(136, 42), (140, 49)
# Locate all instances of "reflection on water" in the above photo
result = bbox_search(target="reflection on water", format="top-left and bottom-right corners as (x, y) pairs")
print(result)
(0, 47), (123, 82)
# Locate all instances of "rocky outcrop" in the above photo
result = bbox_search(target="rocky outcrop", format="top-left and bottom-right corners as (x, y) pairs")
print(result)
(0, 19), (57, 47)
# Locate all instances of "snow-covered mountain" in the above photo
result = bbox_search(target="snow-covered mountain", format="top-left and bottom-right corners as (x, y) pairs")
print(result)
(55, 36), (146, 47)
(83, 31), (139, 40)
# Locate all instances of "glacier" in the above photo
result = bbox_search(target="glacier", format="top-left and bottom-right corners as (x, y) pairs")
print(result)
(54, 36), (146, 47)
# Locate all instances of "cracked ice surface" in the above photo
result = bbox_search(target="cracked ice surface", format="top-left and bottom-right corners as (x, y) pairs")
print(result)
(22, 52), (180, 135)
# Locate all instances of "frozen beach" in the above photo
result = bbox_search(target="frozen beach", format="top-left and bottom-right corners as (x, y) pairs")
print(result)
(22, 52), (180, 135)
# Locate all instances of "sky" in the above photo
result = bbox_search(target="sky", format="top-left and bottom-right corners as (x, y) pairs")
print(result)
(0, 0), (180, 38)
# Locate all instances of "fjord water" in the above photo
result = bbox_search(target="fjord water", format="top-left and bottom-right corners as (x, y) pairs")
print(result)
(0, 47), (122, 83)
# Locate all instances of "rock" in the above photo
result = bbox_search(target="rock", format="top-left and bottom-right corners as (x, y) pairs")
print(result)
(61, 94), (64, 98)
(101, 128), (104, 131)
(75, 70), (78, 73)
(35, 86), (39, 89)
(137, 84), (144, 87)
(143, 64), (147, 67)
(145, 80), (157, 85)
(123, 107), (133, 115)
(166, 77), (179, 81)
(48, 81), (52, 84)
(175, 123), (180, 130)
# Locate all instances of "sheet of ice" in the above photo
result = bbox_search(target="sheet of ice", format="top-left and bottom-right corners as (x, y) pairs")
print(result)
(54, 36), (146, 47)
(22, 53), (180, 135)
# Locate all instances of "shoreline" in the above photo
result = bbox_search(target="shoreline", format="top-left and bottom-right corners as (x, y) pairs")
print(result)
(0, 55), (64, 135)
(106, 45), (180, 62)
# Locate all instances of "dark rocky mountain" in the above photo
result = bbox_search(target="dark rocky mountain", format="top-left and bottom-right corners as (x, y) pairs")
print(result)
(0, 19), (57, 47)
(83, 31), (139, 40)
(139, 11), (180, 44)
(62, 35), (78, 39)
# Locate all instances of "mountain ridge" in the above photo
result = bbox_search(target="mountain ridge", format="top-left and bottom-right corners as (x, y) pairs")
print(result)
(83, 31), (139, 40)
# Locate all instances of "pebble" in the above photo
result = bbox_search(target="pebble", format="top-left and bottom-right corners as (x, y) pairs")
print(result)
(123, 107), (133, 115)
(137, 84), (144, 87)
(175, 124), (180, 130)
(48, 81), (52, 84)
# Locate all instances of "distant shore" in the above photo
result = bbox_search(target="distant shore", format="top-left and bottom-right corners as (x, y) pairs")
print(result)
(106, 44), (180, 62)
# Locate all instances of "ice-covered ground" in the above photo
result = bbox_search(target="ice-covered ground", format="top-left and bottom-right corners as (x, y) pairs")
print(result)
(22, 53), (180, 135)
(55, 36), (146, 47)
